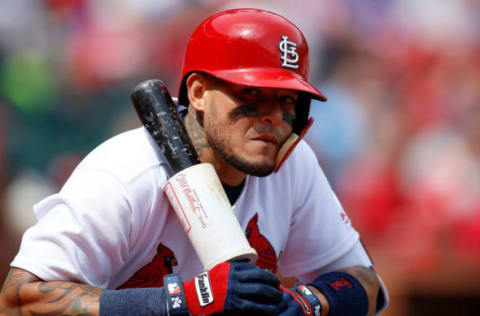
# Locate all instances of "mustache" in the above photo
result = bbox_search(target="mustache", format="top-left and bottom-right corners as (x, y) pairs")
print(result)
(248, 125), (284, 142)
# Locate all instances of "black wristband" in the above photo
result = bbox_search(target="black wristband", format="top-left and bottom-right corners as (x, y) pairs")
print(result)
(100, 287), (167, 316)
(164, 274), (190, 316)
(295, 282), (323, 316)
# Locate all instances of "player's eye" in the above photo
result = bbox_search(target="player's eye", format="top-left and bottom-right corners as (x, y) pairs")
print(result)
(279, 94), (297, 105)
(278, 93), (297, 120)
(243, 88), (259, 97)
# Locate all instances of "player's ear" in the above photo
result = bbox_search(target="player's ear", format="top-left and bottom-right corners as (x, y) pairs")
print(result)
(186, 72), (210, 112)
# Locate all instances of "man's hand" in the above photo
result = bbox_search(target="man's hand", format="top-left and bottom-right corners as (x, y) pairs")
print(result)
(165, 261), (283, 315)
(277, 284), (323, 316)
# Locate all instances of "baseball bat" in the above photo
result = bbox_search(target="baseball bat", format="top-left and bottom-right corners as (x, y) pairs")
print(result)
(131, 79), (200, 178)
(130, 79), (258, 270)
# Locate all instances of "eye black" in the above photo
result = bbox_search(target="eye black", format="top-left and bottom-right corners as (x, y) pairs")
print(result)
(229, 104), (260, 121)
(283, 113), (296, 128)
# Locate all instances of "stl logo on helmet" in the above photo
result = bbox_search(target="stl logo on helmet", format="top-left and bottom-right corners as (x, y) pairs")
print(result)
(279, 36), (299, 69)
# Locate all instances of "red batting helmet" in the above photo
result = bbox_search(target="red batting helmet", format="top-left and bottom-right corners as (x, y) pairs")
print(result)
(178, 8), (327, 106)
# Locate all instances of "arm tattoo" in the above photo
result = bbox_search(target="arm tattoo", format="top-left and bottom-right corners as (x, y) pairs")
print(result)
(1, 270), (14, 293)
(342, 266), (380, 316)
(185, 108), (210, 156)
(348, 266), (378, 287)
(0, 268), (101, 316)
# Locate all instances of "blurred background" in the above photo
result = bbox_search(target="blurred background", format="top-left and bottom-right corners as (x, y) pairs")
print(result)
(0, 0), (479, 315)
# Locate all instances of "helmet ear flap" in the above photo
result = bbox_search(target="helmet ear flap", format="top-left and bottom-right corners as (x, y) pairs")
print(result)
(293, 93), (311, 134)
(274, 94), (313, 173)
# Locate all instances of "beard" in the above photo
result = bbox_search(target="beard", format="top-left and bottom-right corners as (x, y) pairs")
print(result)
(205, 124), (275, 177)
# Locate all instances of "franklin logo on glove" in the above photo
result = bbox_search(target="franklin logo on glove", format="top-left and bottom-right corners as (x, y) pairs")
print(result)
(195, 272), (213, 306)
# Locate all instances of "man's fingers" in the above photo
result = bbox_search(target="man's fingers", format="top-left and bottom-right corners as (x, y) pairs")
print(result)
(231, 262), (280, 287)
(234, 282), (283, 304)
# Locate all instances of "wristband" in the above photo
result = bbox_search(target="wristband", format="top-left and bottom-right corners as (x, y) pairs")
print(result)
(295, 283), (323, 316)
(100, 288), (167, 316)
(164, 274), (190, 316)
(308, 271), (368, 316)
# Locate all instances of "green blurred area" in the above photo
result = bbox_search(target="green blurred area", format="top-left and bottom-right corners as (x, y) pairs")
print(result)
(0, 51), (134, 173)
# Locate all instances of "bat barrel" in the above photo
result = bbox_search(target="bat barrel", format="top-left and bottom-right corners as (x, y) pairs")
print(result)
(131, 79), (200, 177)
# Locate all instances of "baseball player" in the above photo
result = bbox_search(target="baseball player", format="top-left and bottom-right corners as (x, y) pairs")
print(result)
(0, 8), (388, 316)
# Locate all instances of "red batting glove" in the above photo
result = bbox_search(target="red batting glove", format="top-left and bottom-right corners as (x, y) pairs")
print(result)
(164, 261), (283, 316)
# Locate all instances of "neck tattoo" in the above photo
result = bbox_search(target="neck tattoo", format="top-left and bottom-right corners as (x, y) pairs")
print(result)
(185, 110), (210, 156)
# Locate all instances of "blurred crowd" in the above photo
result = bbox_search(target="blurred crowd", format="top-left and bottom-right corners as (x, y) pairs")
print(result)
(1, 0), (479, 314)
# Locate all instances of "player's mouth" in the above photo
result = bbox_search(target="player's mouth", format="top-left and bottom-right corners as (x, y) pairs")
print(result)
(251, 135), (279, 145)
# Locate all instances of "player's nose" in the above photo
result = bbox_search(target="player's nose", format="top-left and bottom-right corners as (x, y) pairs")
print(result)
(258, 103), (283, 126)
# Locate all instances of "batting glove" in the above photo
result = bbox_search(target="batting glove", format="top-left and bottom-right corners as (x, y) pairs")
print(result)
(277, 283), (323, 316)
(164, 261), (283, 316)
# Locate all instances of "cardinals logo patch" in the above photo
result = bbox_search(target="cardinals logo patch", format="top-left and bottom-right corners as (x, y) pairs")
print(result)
(245, 213), (278, 273)
(117, 243), (177, 289)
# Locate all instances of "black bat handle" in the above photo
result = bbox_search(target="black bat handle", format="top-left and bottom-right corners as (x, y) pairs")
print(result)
(131, 79), (200, 178)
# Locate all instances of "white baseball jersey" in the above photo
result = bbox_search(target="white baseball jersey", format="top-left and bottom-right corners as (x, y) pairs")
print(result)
(11, 127), (360, 290)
